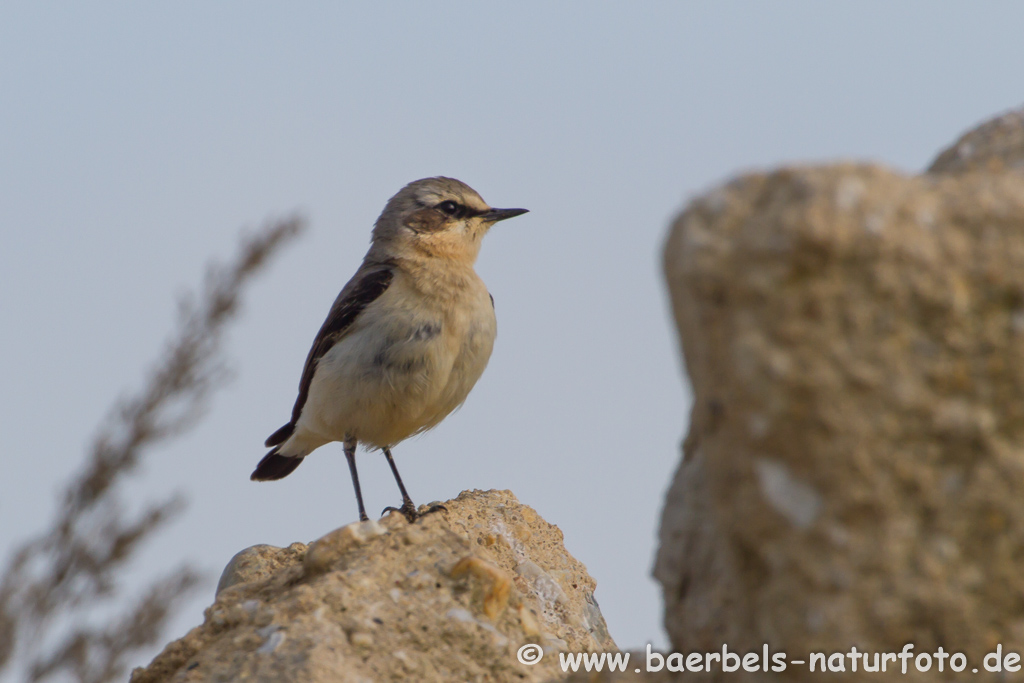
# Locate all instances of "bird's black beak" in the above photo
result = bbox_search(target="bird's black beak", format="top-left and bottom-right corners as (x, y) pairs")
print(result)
(481, 207), (529, 223)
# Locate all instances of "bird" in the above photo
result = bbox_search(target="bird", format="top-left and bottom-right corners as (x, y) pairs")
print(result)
(251, 177), (527, 523)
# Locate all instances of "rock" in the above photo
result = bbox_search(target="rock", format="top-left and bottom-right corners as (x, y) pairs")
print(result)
(451, 555), (512, 620)
(302, 519), (387, 575)
(131, 490), (615, 683)
(929, 105), (1024, 174)
(657, 110), (1024, 680)
(216, 543), (307, 596)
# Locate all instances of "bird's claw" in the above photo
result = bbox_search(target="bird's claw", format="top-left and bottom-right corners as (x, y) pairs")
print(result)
(381, 502), (447, 523)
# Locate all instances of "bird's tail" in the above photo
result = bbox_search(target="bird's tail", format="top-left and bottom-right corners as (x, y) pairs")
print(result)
(264, 421), (295, 447)
(251, 446), (305, 481)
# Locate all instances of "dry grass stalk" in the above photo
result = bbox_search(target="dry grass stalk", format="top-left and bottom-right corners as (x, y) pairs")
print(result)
(0, 216), (304, 683)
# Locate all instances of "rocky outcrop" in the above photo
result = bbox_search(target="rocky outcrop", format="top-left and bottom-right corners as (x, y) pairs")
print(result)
(131, 490), (614, 683)
(929, 107), (1024, 174)
(656, 107), (1024, 681)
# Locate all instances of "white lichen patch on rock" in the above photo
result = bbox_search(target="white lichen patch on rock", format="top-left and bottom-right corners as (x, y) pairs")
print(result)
(754, 458), (822, 530)
(130, 489), (614, 683)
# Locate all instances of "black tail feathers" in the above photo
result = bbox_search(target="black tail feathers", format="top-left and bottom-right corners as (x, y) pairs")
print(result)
(265, 422), (295, 448)
(251, 448), (304, 481)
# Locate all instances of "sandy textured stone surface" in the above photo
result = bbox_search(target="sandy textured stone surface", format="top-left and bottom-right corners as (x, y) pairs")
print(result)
(657, 111), (1024, 681)
(131, 490), (614, 683)
(929, 105), (1024, 174)
(216, 543), (307, 595)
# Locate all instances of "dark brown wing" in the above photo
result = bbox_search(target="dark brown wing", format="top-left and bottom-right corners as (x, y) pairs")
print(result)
(264, 263), (395, 447)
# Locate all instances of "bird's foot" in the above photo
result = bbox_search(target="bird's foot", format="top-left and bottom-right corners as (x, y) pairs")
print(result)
(382, 501), (447, 523)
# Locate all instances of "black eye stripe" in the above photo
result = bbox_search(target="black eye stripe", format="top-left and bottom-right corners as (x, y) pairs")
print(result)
(434, 200), (480, 219)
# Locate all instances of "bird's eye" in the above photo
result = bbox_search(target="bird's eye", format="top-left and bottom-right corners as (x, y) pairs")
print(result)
(436, 200), (461, 216)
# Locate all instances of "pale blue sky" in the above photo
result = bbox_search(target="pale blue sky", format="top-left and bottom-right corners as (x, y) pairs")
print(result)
(2, 1), (1023, 668)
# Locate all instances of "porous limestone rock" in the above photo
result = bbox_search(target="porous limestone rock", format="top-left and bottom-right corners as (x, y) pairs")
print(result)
(216, 543), (307, 595)
(131, 489), (614, 683)
(656, 107), (1024, 681)
(929, 106), (1024, 174)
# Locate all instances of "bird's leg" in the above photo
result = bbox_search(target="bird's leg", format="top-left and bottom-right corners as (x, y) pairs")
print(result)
(381, 447), (446, 522)
(344, 437), (369, 522)
(381, 447), (417, 521)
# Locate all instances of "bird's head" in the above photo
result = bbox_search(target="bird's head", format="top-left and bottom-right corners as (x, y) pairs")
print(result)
(370, 177), (527, 264)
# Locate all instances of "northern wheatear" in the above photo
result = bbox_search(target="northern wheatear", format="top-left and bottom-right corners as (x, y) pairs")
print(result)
(252, 177), (527, 522)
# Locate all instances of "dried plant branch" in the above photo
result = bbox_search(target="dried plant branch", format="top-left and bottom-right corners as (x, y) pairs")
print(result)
(0, 216), (304, 682)
(27, 570), (202, 683)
